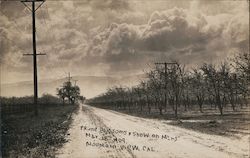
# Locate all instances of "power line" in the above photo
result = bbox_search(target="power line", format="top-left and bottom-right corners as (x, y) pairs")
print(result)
(0, 10), (23, 34)
(41, 6), (47, 25)
(30, 1), (65, 83)
(42, 2), (68, 79)
(0, 9), (33, 56)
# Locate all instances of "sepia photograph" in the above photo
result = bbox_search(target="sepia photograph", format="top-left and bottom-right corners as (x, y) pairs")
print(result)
(0, 0), (249, 157)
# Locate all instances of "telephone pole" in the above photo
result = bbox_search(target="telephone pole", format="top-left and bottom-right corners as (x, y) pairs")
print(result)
(155, 62), (177, 87)
(155, 62), (177, 111)
(73, 80), (78, 86)
(22, 0), (46, 116)
(68, 72), (72, 83)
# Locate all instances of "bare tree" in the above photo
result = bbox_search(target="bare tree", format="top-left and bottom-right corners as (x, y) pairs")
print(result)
(201, 63), (228, 115)
(232, 50), (250, 107)
(190, 69), (206, 113)
(167, 63), (185, 118)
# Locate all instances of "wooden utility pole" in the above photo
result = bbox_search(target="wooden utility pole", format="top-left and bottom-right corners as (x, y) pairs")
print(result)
(155, 62), (177, 111)
(22, 0), (46, 116)
(68, 72), (72, 83)
(73, 80), (78, 86)
(155, 62), (178, 86)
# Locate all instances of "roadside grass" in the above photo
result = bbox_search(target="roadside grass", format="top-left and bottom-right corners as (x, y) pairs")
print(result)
(1, 104), (78, 158)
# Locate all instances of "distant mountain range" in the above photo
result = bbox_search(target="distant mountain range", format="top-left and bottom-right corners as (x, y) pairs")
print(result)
(1, 74), (145, 98)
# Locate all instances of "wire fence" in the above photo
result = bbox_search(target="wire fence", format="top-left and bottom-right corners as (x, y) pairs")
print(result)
(1, 102), (66, 116)
(1, 103), (34, 115)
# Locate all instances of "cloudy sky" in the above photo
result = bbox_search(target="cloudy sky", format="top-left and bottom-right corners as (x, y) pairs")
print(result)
(0, 0), (249, 83)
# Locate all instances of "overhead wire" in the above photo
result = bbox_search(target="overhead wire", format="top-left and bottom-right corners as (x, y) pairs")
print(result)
(0, 0), (64, 81)
(46, 2), (72, 80)
(0, 6), (33, 53)
(0, 10), (23, 35)
(34, 3), (57, 80)
(39, 2), (68, 80)
(2, 0), (81, 80)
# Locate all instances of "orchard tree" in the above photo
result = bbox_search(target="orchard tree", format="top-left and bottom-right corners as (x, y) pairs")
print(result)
(232, 50), (250, 106)
(167, 63), (185, 118)
(201, 63), (230, 115)
(191, 69), (206, 113)
(57, 88), (66, 105)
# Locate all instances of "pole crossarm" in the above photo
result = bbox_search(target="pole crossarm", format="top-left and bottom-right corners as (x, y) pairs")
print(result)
(21, 0), (45, 2)
(155, 62), (177, 65)
(154, 62), (178, 86)
(21, 0), (45, 12)
(155, 62), (178, 71)
(23, 53), (46, 56)
(21, 2), (32, 11)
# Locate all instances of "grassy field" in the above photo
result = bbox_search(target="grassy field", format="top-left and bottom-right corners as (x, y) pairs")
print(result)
(1, 104), (78, 158)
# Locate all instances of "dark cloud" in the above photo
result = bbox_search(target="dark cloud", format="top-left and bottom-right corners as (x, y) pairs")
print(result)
(0, 1), (27, 19)
(83, 5), (248, 73)
(87, 0), (131, 11)
(0, 0), (249, 83)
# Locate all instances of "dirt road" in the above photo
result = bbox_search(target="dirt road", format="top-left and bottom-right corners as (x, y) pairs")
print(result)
(57, 104), (249, 158)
